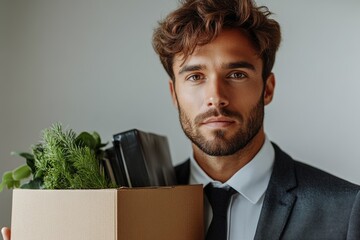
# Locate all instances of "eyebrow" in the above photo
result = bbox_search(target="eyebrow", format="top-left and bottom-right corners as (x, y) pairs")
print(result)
(178, 61), (256, 75)
(178, 64), (206, 75)
(222, 61), (256, 71)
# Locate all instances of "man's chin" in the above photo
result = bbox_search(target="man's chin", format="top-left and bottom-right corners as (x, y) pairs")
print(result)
(197, 144), (239, 156)
(203, 129), (236, 142)
(193, 137), (237, 155)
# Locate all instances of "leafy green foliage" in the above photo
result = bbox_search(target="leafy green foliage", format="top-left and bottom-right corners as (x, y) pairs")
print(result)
(0, 123), (115, 191)
(0, 171), (20, 191)
(12, 164), (32, 180)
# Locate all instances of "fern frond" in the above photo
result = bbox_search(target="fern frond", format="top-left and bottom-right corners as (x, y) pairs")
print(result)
(32, 123), (111, 189)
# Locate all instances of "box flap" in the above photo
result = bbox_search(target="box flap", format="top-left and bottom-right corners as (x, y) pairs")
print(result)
(117, 185), (204, 240)
(11, 189), (118, 240)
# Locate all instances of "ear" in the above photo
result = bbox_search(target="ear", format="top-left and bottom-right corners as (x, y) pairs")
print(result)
(264, 73), (275, 105)
(169, 80), (178, 108)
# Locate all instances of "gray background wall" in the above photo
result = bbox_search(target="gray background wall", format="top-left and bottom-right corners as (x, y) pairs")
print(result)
(1, 0), (359, 228)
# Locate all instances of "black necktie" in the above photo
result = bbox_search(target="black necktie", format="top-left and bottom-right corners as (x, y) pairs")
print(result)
(204, 184), (237, 240)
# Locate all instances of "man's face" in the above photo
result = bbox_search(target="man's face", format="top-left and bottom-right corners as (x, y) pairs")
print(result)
(170, 29), (275, 156)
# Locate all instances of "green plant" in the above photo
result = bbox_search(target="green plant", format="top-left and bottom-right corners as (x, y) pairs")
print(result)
(0, 123), (115, 191)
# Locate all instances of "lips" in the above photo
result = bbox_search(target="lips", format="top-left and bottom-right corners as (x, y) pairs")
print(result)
(201, 116), (236, 128)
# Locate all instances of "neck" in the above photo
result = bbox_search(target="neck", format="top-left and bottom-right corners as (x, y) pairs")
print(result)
(193, 130), (266, 183)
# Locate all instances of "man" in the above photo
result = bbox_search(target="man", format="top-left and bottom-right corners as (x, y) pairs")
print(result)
(2, 0), (360, 239)
(152, 0), (360, 239)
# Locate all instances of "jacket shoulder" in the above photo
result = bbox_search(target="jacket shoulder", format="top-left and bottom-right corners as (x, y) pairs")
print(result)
(272, 143), (360, 193)
(174, 159), (190, 185)
(260, 144), (360, 239)
(293, 159), (360, 192)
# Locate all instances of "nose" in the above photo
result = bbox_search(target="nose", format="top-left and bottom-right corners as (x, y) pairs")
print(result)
(207, 97), (229, 108)
(205, 79), (229, 108)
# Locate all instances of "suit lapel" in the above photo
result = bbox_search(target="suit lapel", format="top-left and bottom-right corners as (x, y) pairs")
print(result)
(254, 143), (298, 240)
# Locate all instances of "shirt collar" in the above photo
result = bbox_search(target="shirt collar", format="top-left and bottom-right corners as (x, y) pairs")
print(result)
(189, 137), (275, 204)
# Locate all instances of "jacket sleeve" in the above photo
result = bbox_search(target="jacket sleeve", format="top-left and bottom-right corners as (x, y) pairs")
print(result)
(347, 190), (360, 240)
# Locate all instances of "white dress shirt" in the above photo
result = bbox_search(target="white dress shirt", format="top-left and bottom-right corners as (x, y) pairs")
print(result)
(189, 138), (275, 240)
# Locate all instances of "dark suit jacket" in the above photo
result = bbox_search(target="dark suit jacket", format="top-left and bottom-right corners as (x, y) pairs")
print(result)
(175, 143), (360, 240)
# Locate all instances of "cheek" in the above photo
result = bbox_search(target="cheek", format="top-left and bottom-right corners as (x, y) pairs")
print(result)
(228, 85), (263, 110)
(177, 95), (199, 120)
(176, 85), (204, 112)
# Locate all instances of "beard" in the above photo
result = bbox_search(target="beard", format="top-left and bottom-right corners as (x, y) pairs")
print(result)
(177, 95), (264, 156)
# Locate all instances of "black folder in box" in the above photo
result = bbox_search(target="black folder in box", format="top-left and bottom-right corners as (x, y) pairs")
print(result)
(110, 129), (177, 187)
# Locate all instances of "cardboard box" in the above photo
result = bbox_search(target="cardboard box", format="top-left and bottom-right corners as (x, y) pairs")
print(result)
(11, 185), (204, 240)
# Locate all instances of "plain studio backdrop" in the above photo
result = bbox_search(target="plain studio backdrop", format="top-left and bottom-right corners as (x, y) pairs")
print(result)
(1, 0), (359, 228)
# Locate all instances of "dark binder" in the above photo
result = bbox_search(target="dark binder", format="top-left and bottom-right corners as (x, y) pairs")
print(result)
(104, 147), (128, 187)
(111, 129), (177, 187)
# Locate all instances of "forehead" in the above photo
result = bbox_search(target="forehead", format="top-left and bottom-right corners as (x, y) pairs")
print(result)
(173, 28), (261, 72)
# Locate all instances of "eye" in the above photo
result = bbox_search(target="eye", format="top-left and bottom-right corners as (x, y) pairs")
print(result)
(227, 72), (247, 79)
(186, 74), (204, 82)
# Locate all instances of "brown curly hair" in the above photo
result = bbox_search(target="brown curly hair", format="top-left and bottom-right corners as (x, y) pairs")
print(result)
(152, 0), (281, 81)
